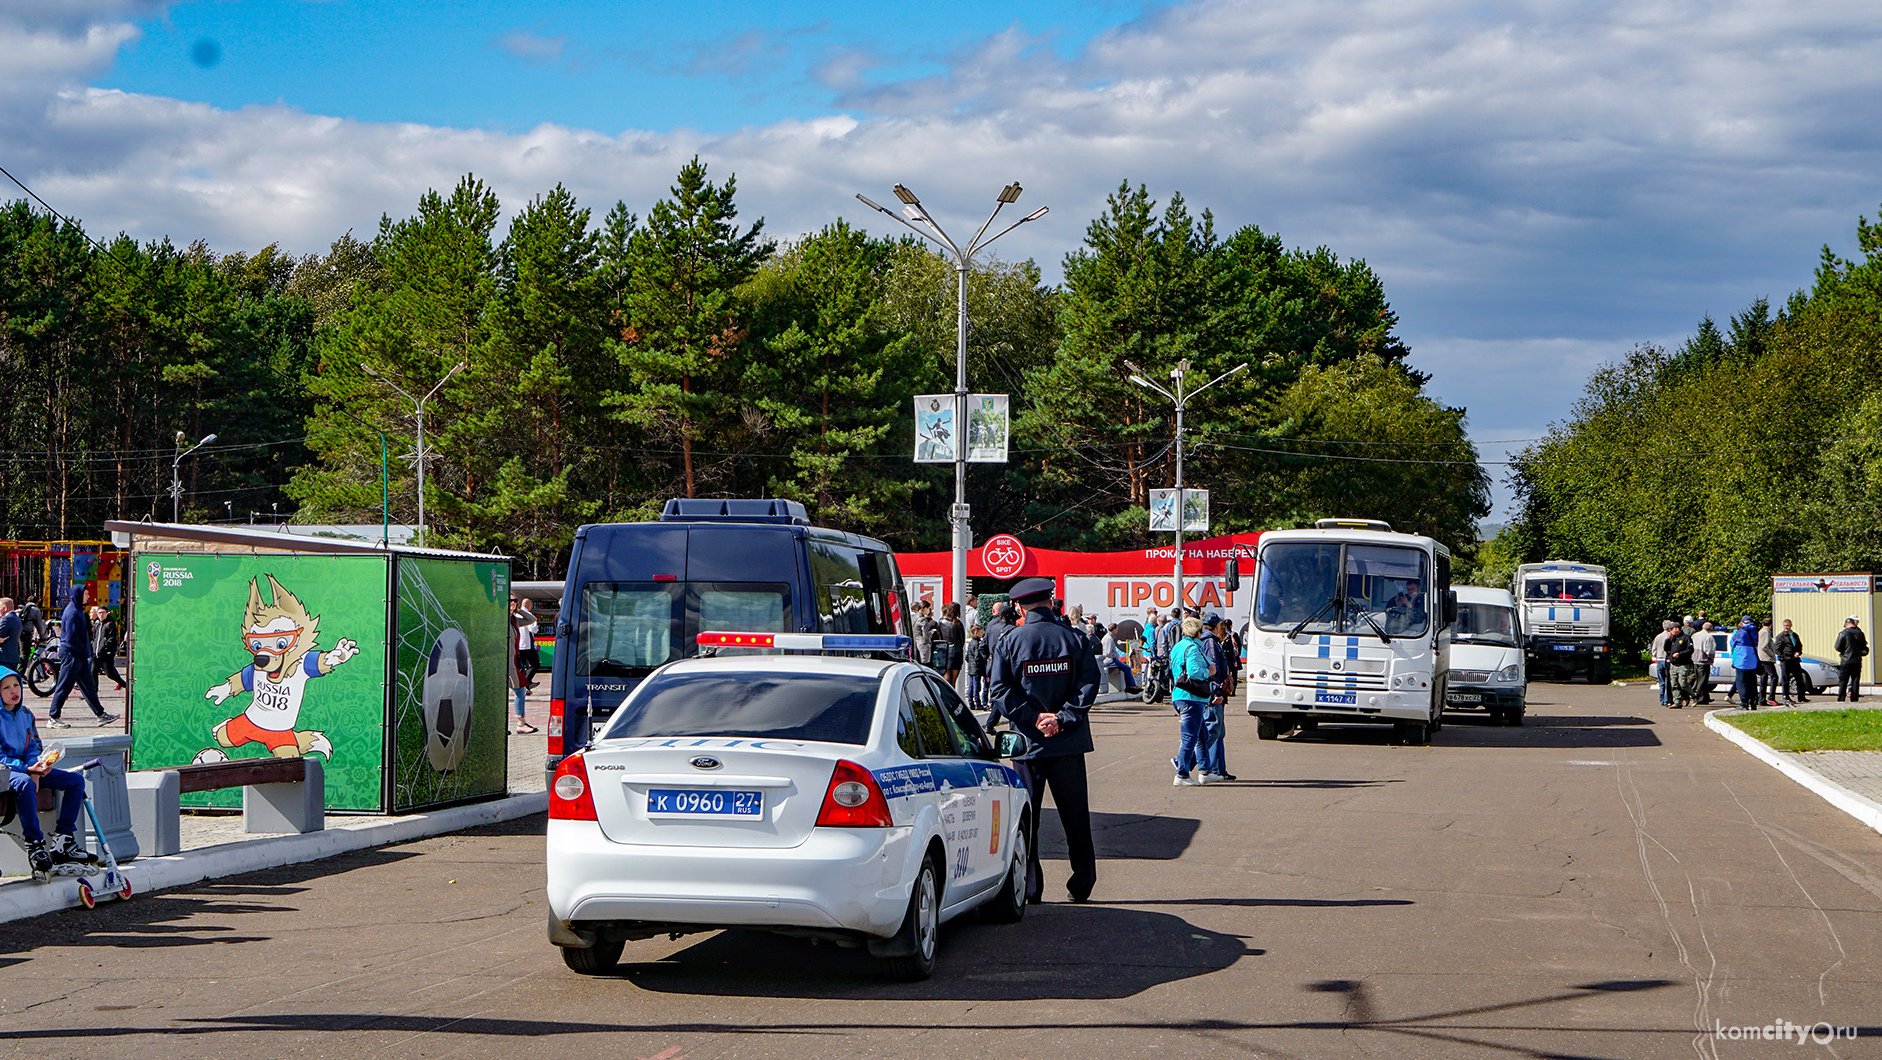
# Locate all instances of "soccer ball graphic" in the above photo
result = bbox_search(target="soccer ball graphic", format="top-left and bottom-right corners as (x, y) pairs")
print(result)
(423, 628), (475, 773)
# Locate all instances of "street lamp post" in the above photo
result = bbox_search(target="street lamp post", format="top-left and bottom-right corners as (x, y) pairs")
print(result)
(1125, 359), (1249, 613)
(169, 431), (218, 522)
(362, 361), (467, 547)
(855, 182), (1047, 615)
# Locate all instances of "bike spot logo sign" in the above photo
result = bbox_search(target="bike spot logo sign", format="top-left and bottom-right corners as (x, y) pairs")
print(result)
(981, 535), (1028, 578)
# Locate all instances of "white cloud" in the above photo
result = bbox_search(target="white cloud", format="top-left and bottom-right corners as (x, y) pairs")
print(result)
(492, 29), (567, 66)
(4, 0), (1881, 475)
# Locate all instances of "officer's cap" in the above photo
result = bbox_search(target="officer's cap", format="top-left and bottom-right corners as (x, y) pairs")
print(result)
(1009, 577), (1054, 605)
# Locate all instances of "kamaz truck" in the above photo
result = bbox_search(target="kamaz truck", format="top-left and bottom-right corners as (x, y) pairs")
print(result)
(1512, 561), (1610, 683)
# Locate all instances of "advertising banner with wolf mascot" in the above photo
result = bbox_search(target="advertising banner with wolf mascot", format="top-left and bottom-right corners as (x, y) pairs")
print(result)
(130, 554), (390, 811)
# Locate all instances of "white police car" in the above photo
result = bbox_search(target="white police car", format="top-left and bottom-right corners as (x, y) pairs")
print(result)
(546, 632), (1032, 980)
(1650, 631), (1842, 698)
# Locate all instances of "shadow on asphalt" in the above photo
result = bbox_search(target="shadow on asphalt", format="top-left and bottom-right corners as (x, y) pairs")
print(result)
(0, 846), (425, 958)
(1278, 714), (1662, 748)
(1038, 810), (1200, 861)
(613, 903), (1259, 1000)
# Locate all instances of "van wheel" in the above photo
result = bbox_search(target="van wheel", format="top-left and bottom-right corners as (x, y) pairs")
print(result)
(1256, 717), (1282, 740)
(560, 937), (625, 975)
(884, 857), (940, 981)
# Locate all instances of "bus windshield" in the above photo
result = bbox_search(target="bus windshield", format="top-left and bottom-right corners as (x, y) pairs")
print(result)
(1256, 542), (1430, 637)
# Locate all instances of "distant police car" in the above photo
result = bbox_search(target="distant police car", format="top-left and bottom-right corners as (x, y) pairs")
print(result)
(546, 632), (1033, 981)
(1650, 631), (1841, 696)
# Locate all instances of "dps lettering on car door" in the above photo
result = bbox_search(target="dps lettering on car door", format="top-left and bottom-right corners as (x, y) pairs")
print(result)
(989, 577), (1101, 904)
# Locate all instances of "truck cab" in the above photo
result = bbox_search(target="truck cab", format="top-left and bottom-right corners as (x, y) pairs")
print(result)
(546, 499), (912, 776)
(1512, 561), (1610, 683)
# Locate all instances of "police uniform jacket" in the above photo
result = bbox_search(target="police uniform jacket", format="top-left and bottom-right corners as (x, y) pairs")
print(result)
(989, 606), (1101, 759)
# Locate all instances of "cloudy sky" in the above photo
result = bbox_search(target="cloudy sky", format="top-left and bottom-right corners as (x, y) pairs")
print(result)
(6, 0), (1882, 520)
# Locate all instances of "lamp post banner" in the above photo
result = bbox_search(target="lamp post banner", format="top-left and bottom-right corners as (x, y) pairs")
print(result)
(1149, 489), (1210, 532)
(965, 394), (1009, 463)
(913, 395), (957, 463)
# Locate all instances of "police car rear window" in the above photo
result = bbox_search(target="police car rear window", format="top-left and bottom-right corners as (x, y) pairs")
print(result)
(602, 671), (879, 745)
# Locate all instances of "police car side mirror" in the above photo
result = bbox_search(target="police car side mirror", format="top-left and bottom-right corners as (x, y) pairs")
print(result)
(1224, 558), (1240, 592)
(996, 731), (1027, 759)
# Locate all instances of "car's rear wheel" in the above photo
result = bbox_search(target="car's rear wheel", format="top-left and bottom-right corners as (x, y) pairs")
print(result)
(983, 818), (1029, 924)
(560, 936), (625, 976)
(884, 857), (940, 981)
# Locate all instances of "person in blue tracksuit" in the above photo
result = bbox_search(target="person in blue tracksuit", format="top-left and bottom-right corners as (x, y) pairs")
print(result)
(1, 665), (94, 879)
(1729, 615), (1761, 711)
(1170, 617), (1213, 786)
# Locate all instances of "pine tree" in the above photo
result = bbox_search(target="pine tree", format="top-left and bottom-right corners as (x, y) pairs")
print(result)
(606, 158), (770, 500)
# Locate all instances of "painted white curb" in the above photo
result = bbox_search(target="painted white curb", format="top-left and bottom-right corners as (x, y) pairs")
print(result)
(1703, 710), (1882, 838)
(0, 791), (546, 924)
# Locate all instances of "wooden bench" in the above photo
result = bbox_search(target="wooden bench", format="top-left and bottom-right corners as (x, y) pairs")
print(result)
(175, 756), (307, 795)
(128, 756), (325, 856)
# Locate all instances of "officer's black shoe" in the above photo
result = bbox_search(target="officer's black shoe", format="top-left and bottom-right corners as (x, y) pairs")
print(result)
(49, 833), (97, 865)
(26, 840), (52, 881)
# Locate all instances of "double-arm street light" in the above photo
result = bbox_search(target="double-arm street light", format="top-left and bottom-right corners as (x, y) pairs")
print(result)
(1125, 359), (1249, 613)
(362, 361), (467, 547)
(170, 431), (218, 522)
(855, 182), (1047, 615)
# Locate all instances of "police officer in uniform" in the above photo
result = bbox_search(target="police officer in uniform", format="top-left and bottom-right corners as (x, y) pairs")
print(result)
(990, 578), (1102, 903)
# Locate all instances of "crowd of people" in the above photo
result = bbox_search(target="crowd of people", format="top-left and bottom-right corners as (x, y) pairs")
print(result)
(1651, 612), (1868, 709)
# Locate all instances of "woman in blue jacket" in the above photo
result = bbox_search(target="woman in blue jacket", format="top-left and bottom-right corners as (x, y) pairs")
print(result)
(1729, 615), (1761, 711)
(1170, 617), (1213, 786)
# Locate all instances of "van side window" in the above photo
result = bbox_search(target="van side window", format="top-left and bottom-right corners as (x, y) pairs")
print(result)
(808, 539), (870, 635)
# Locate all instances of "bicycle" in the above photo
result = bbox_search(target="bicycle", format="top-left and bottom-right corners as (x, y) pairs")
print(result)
(22, 627), (61, 697)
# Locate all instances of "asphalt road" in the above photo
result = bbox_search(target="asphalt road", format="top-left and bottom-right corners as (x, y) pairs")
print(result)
(4, 682), (1882, 1059)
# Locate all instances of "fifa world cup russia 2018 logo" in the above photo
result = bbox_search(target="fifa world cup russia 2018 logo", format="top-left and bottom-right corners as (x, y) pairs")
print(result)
(147, 561), (161, 593)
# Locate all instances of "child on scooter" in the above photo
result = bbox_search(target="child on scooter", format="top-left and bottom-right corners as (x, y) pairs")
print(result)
(0, 665), (94, 879)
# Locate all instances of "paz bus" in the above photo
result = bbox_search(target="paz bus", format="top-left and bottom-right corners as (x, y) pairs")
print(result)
(1243, 518), (1454, 745)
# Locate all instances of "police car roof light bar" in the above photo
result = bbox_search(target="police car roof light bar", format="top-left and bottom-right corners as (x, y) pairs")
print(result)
(696, 632), (914, 653)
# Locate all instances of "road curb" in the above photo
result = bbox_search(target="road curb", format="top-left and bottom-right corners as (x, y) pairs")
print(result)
(0, 791), (547, 925)
(1702, 709), (1882, 838)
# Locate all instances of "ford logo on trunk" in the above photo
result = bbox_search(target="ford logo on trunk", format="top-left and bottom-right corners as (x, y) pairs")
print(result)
(690, 756), (722, 770)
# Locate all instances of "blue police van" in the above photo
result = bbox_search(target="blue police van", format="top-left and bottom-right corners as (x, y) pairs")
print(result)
(545, 499), (915, 774)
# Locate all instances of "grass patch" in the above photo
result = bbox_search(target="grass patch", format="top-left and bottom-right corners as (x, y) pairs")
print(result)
(1720, 708), (1882, 752)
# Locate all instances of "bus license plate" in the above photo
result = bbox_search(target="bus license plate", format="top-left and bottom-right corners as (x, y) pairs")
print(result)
(1314, 691), (1356, 705)
(647, 789), (764, 818)
(1447, 693), (1482, 704)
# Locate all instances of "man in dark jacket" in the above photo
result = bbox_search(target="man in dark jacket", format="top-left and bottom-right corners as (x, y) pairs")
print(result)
(1774, 619), (1808, 704)
(984, 602), (1016, 655)
(47, 586), (115, 728)
(990, 578), (1101, 904)
(1835, 616), (1869, 702)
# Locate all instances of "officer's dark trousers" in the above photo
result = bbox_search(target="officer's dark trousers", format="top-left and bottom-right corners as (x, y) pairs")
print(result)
(1022, 755), (1096, 902)
(1840, 662), (1863, 701)
(49, 654), (105, 719)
